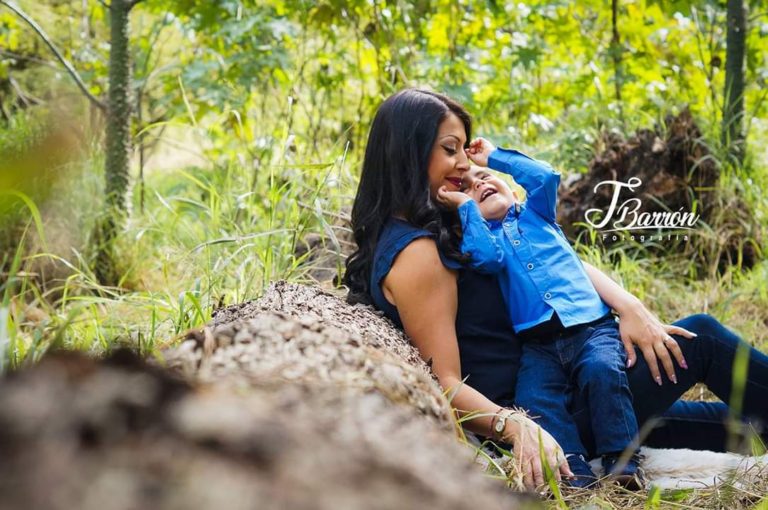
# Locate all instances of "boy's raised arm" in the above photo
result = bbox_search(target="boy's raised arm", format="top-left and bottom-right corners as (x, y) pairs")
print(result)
(487, 148), (560, 223)
(466, 138), (560, 223)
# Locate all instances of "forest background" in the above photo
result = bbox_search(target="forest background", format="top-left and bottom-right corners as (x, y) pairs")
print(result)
(0, 0), (767, 504)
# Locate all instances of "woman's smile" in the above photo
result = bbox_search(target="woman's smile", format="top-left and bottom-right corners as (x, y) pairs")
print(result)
(446, 176), (463, 189)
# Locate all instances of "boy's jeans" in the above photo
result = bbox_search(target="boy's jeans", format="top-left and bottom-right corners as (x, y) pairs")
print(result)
(515, 315), (638, 456)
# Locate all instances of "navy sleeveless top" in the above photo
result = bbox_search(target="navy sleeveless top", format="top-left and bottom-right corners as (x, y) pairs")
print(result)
(370, 218), (522, 408)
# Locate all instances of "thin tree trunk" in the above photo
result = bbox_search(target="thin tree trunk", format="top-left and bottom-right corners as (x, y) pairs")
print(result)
(105, 0), (132, 215)
(94, 0), (136, 285)
(0, 81), (10, 121)
(611, 0), (624, 126)
(137, 73), (145, 214)
(722, 0), (746, 164)
(134, 13), (170, 216)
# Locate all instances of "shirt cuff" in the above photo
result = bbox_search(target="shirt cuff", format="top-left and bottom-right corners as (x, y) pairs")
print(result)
(457, 199), (484, 228)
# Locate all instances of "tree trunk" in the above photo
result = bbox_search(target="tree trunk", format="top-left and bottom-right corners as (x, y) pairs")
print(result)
(722, 0), (746, 164)
(136, 63), (145, 215)
(610, 0), (624, 125)
(94, 0), (134, 285)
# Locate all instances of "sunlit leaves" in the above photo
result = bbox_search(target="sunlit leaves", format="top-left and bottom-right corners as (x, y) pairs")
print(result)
(1, 0), (766, 167)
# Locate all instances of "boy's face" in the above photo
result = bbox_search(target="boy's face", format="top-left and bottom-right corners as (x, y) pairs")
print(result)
(460, 166), (518, 221)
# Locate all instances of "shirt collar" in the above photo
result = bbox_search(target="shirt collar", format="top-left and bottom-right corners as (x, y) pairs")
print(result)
(486, 202), (523, 228)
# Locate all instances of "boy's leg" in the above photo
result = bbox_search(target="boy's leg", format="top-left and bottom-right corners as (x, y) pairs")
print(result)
(515, 342), (587, 457)
(571, 319), (639, 456)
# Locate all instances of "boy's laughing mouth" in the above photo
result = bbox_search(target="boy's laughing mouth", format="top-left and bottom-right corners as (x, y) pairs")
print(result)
(479, 188), (497, 202)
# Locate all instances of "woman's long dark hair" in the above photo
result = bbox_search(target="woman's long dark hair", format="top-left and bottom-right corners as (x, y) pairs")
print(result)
(343, 88), (472, 304)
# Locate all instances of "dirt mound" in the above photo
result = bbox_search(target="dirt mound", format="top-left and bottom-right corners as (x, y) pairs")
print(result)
(210, 280), (429, 372)
(558, 109), (718, 237)
(170, 310), (451, 424)
(557, 109), (758, 272)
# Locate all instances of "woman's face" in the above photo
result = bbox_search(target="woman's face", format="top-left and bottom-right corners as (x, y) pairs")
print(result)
(427, 113), (470, 198)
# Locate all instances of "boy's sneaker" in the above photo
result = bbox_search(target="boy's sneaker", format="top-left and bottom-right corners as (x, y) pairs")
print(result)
(602, 451), (645, 490)
(564, 454), (598, 489)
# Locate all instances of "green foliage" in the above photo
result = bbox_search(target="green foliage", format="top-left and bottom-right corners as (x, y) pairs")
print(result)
(0, 98), (352, 369)
(0, 2), (767, 508)
(0, 0), (765, 373)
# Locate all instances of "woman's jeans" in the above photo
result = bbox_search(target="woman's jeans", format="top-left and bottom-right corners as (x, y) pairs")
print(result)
(571, 314), (768, 455)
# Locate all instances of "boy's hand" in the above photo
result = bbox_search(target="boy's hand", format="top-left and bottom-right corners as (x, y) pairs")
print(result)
(465, 137), (496, 167)
(436, 186), (471, 210)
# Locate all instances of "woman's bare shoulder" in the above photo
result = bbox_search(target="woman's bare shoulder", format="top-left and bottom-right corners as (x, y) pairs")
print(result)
(383, 237), (456, 303)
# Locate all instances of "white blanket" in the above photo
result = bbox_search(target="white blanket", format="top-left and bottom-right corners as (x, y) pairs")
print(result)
(591, 447), (768, 489)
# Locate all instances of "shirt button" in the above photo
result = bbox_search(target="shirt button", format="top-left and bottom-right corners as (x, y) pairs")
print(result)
(544, 292), (552, 300)
(513, 240), (521, 246)
(527, 263), (534, 270)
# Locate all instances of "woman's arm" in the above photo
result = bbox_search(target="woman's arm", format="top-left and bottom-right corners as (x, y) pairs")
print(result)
(383, 238), (572, 489)
(582, 261), (696, 385)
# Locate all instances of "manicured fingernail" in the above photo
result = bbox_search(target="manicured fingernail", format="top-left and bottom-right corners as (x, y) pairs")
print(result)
(626, 359), (631, 368)
(671, 375), (678, 384)
(655, 376), (662, 386)
(681, 359), (688, 369)
(692, 333), (698, 337)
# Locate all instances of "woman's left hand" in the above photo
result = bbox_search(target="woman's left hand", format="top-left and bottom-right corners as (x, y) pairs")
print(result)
(617, 298), (697, 385)
(504, 413), (572, 489)
(436, 185), (471, 210)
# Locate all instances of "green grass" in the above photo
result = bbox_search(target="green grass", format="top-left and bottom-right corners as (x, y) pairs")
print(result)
(0, 111), (355, 370)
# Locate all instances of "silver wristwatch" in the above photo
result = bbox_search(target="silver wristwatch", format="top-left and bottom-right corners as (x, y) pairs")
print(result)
(494, 408), (515, 437)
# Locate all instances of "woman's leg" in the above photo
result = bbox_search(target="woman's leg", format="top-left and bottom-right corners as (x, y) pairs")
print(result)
(629, 314), (768, 423)
(642, 400), (731, 451)
(575, 314), (768, 454)
(627, 314), (768, 449)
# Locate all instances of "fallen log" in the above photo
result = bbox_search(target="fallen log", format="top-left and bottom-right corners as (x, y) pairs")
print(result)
(0, 281), (530, 510)
(2, 281), (764, 510)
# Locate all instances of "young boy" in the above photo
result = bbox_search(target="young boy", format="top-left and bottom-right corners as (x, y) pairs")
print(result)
(436, 137), (643, 490)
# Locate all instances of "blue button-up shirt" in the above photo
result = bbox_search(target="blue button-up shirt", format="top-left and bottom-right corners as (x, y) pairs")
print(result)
(458, 147), (610, 333)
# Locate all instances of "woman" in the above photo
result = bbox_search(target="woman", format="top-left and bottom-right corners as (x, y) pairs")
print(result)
(343, 88), (768, 489)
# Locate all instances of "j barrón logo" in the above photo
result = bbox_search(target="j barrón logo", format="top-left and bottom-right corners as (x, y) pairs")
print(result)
(585, 178), (700, 241)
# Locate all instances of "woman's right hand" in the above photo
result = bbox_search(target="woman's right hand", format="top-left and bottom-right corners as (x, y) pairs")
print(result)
(616, 296), (695, 385)
(504, 413), (573, 489)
